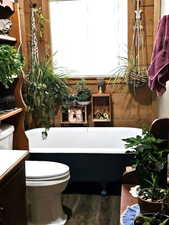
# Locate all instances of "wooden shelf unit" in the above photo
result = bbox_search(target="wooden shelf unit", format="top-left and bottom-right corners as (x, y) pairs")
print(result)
(91, 93), (111, 122)
(0, 2), (28, 150)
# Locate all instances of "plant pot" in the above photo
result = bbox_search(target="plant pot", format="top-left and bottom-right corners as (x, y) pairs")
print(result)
(134, 213), (169, 225)
(138, 196), (168, 214)
(77, 101), (90, 106)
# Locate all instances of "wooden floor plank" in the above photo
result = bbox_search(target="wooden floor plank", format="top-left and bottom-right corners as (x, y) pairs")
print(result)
(62, 194), (120, 225)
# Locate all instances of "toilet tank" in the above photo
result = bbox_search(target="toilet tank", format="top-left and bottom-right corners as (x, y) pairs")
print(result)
(0, 124), (14, 150)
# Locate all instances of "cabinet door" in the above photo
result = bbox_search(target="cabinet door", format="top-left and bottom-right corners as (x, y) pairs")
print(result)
(0, 164), (27, 225)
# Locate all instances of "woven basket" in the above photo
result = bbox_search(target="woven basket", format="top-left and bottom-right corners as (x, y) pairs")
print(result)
(126, 69), (148, 88)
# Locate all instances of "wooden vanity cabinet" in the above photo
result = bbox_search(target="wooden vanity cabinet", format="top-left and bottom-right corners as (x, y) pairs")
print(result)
(0, 151), (29, 225)
(0, 163), (26, 225)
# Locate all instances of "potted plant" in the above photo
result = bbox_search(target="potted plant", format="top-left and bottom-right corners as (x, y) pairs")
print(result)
(0, 44), (23, 88)
(111, 54), (148, 89)
(74, 79), (91, 105)
(24, 57), (68, 131)
(123, 129), (169, 188)
(123, 128), (169, 217)
(137, 174), (169, 214)
(134, 213), (169, 225)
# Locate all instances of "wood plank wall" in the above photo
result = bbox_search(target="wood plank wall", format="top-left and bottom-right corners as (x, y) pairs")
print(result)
(12, 0), (160, 128)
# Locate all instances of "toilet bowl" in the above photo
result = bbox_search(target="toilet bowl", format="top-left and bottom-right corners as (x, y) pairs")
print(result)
(25, 160), (70, 225)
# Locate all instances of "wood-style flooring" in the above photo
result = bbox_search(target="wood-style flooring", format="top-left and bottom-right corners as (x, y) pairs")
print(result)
(62, 194), (120, 225)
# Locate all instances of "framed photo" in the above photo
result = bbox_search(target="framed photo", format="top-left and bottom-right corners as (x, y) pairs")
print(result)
(68, 108), (83, 123)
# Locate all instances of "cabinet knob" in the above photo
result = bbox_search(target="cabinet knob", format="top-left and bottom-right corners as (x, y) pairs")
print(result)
(0, 206), (4, 225)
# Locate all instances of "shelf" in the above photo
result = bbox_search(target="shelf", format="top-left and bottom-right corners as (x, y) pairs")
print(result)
(92, 93), (110, 97)
(0, 107), (23, 120)
(91, 93), (111, 122)
(0, 34), (16, 43)
(92, 119), (111, 122)
(61, 121), (88, 124)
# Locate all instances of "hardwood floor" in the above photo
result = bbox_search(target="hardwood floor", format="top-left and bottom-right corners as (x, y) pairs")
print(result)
(62, 194), (120, 225)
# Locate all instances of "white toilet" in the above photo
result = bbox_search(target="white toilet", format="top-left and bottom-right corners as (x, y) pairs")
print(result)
(0, 124), (70, 225)
(25, 160), (70, 225)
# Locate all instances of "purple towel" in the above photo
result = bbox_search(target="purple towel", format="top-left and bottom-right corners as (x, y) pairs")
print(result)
(148, 15), (169, 96)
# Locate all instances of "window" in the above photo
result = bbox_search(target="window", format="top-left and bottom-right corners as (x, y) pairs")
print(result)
(49, 0), (128, 77)
(161, 0), (169, 16)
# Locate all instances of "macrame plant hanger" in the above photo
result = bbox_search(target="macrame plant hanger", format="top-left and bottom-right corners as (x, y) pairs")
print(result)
(129, 0), (148, 88)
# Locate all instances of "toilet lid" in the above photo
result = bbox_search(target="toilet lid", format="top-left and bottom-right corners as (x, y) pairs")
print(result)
(25, 161), (70, 180)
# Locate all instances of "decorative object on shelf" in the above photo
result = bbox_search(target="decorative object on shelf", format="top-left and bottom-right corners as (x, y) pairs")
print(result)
(94, 111), (109, 120)
(61, 104), (87, 124)
(0, 18), (11, 34)
(97, 78), (105, 94)
(68, 108), (83, 123)
(0, 44), (23, 88)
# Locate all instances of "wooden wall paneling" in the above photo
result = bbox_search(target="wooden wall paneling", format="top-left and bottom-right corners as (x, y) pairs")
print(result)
(40, 0), (52, 58)
(154, 0), (161, 34)
(17, 0), (30, 68)
(9, 4), (20, 46)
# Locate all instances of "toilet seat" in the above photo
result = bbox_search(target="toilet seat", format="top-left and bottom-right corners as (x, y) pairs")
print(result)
(25, 161), (70, 186)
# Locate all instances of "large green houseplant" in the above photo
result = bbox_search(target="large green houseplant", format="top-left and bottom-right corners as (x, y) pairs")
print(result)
(124, 130), (169, 215)
(0, 44), (23, 88)
(123, 129), (169, 188)
(24, 57), (68, 131)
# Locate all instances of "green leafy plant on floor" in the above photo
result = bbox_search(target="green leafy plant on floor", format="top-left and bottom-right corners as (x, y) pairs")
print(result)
(0, 45), (23, 88)
(123, 129), (169, 188)
(134, 213), (169, 225)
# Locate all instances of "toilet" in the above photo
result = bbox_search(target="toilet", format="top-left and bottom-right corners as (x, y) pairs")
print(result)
(0, 124), (70, 225)
(25, 160), (70, 225)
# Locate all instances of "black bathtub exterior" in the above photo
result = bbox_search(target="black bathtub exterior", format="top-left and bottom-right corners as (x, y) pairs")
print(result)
(29, 152), (134, 184)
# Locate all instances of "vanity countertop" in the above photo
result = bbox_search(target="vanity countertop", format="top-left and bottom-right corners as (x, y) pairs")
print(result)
(0, 150), (29, 181)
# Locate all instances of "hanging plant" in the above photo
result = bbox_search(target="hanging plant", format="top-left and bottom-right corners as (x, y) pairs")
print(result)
(24, 57), (68, 129)
(33, 7), (48, 39)
(111, 0), (148, 90)
(24, 4), (68, 133)
(111, 53), (148, 89)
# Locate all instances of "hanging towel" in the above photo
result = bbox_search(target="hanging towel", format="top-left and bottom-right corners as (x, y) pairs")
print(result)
(148, 15), (169, 96)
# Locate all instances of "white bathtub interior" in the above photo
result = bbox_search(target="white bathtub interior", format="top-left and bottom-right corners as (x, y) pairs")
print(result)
(26, 127), (142, 151)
